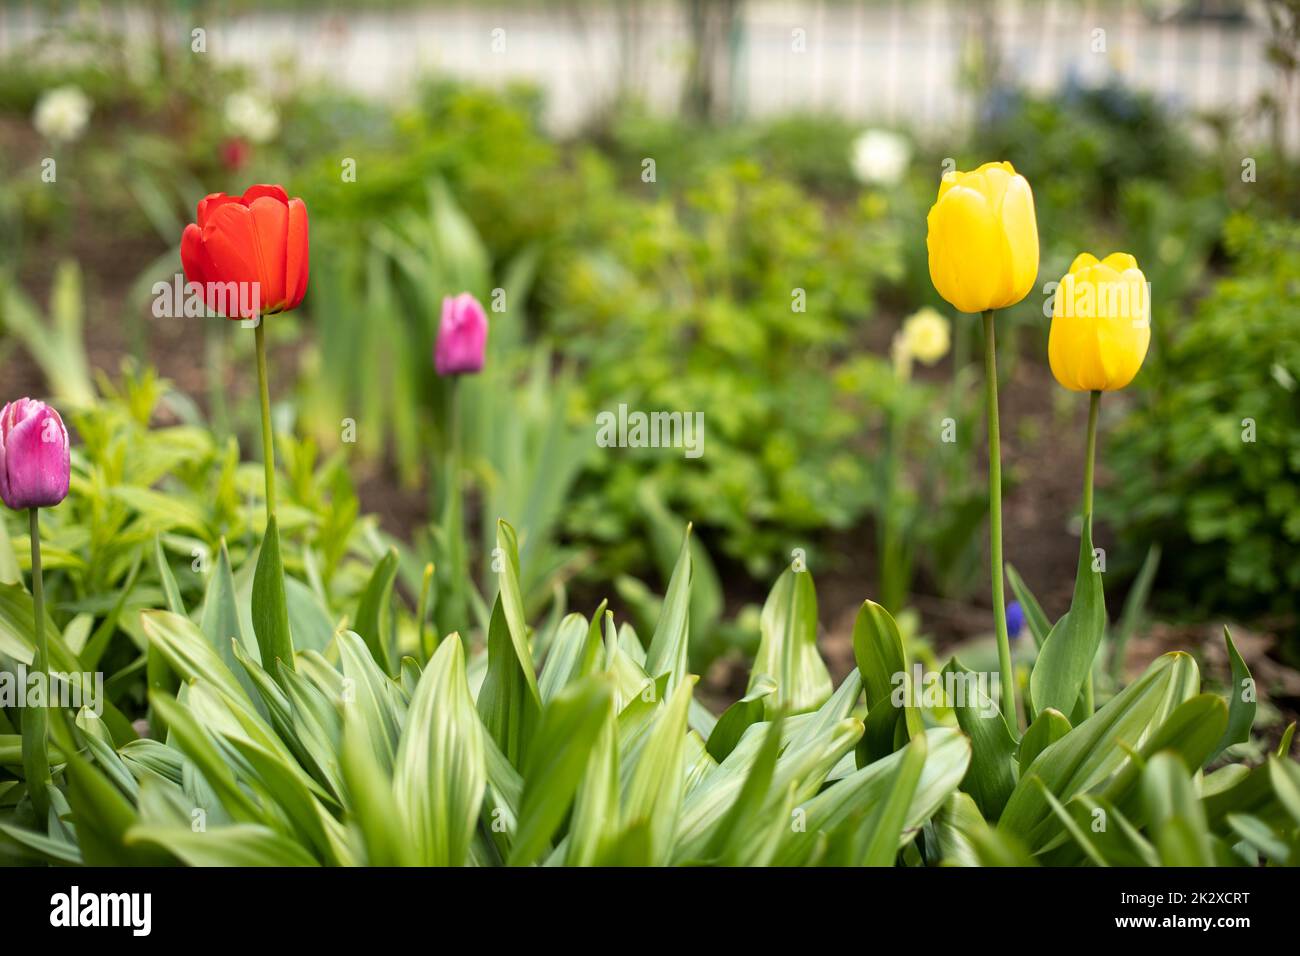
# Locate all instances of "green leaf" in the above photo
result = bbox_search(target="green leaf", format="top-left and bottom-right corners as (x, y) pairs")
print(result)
(857, 730), (929, 865)
(1018, 708), (1071, 774)
(1208, 626), (1256, 764)
(1000, 651), (1199, 848)
(51, 714), (170, 866)
(147, 692), (263, 824)
(621, 675), (698, 865)
(702, 713), (787, 865)
(1097, 694), (1228, 827)
(852, 599), (921, 765)
(643, 524), (692, 695)
(394, 635), (486, 866)
(538, 607), (604, 705)
(776, 726), (971, 865)
(943, 657), (1018, 820)
(126, 824), (319, 866)
(335, 630), (404, 774)
(508, 675), (615, 865)
(564, 696), (621, 866)
(1142, 752), (1214, 866)
(1029, 515), (1107, 716)
(154, 535), (186, 616)
(199, 539), (260, 705)
(707, 675), (777, 762)
(1109, 544), (1160, 682)
(252, 515), (294, 677)
(750, 568), (832, 718)
(478, 596), (543, 769)
(1033, 778), (1109, 867)
(354, 548), (398, 676)
(141, 610), (251, 708)
(1225, 813), (1289, 864)
(340, 706), (409, 866)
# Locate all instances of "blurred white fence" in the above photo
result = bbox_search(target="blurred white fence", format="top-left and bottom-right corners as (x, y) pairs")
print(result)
(1, 1), (1293, 146)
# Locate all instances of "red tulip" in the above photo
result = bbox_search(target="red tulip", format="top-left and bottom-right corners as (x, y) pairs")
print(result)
(180, 184), (308, 320)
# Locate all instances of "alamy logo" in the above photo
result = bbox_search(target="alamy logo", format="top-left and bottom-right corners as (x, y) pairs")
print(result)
(152, 274), (261, 318)
(0, 664), (103, 714)
(50, 886), (151, 936)
(595, 403), (705, 459)
(890, 664), (999, 718)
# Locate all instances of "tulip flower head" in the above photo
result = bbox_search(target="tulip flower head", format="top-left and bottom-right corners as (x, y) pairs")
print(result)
(180, 184), (309, 321)
(926, 161), (1039, 314)
(0, 399), (70, 510)
(435, 293), (489, 376)
(1049, 253), (1150, 392)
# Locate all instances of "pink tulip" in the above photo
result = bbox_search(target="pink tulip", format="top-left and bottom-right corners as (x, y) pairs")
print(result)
(0, 399), (70, 510)
(434, 293), (488, 376)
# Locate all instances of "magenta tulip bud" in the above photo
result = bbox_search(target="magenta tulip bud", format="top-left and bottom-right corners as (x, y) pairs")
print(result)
(0, 399), (70, 510)
(434, 292), (488, 376)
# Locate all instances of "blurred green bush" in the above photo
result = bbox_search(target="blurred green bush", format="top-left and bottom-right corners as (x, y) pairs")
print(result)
(1104, 213), (1300, 649)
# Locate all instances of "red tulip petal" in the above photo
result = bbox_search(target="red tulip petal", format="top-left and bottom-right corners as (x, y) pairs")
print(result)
(202, 203), (263, 317)
(197, 193), (240, 229)
(248, 196), (288, 310)
(180, 223), (210, 287)
(242, 184), (289, 206)
(284, 198), (309, 310)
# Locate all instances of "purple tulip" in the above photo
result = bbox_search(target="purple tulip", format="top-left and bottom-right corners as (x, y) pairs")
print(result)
(434, 292), (488, 376)
(0, 398), (70, 510)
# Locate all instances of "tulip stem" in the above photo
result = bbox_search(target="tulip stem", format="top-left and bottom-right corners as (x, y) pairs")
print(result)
(1083, 390), (1100, 518)
(982, 310), (1017, 729)
(23, 507), (50, 823)
(254, 319), (277, 517)
(1081, 389), (1101, 715)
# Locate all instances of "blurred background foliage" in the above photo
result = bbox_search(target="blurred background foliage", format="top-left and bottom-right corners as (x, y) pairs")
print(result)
(0, 0), (1297, 680)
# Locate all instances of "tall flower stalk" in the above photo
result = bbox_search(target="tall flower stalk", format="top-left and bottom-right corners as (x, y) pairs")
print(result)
(981, 309), (1016, 724)
(254, 320), (277, 517)
(0, 398), (71, 822)
(1079, 389), (1101, 712)
(926, 161), (1039, 728)
(433, 293), (489, 636)
(1048, 251), (1151, 716)
(180, 184), (309, 680)
(25, 508), (50, 820)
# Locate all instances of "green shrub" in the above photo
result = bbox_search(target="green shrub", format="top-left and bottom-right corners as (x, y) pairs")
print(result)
(548, 156), (906, 579)
(1105, 214), (1300, 640)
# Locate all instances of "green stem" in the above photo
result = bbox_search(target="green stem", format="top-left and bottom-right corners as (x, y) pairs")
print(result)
(417, 562), (436, 660)
(983, 310), (1016, 728)
(23, 507), (50, 822)
(205, 320), (229, 439)
(879, 405), (903, 611)
(1081, 390), (1101, 715)
(1083, 390), (1100, 518)
(254, 319), (277, 518)
(436, 378), (467, 635)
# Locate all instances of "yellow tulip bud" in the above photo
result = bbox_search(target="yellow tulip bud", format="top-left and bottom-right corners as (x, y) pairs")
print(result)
(926, 161), (1039, 314)
(1048, 252), (1151, 392)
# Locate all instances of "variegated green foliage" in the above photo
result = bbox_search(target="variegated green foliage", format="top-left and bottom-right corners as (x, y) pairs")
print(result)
(0, 519), (1295, 867)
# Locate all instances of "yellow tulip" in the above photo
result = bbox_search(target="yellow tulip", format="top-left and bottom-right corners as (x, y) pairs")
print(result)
(1048, 252), (1150, 392)
(926, 161), (1040, 314)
